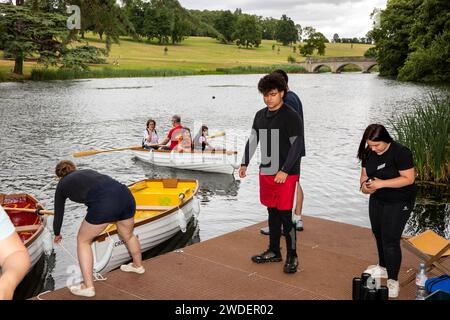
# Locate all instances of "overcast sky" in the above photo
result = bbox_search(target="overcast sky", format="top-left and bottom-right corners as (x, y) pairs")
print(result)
(179, 0), (387, 39)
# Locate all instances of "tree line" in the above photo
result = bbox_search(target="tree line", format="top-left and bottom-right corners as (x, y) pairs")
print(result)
(0, 0), (330, 75)
(368, 0), (449, 82)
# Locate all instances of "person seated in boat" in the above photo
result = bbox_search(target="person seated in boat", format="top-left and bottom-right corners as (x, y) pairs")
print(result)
(52, 160), (145, 298)
(0, 206), (31, 300)
(142, 118), (159, 150)
(193, 125), (215, 151)
(176, 128), (193, 152)
(158, 115), (184, 151)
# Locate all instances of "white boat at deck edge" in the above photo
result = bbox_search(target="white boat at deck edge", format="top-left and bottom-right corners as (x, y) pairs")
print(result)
(132, 148), (240, 175)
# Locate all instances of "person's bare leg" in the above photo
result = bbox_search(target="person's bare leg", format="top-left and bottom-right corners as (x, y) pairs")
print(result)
(294, 183), (304, 216)
(117, 217), (142, 268)
(77, 220), (109, 289)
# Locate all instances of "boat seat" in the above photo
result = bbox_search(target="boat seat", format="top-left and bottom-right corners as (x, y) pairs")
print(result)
(15, 224), (40, 233)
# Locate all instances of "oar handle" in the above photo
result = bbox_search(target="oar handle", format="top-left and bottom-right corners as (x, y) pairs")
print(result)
(207, 131), (225, 139)
(3, 206), (54, 216)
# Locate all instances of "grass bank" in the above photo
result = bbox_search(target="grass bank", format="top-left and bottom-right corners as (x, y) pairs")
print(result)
(1, 36), (373, 81)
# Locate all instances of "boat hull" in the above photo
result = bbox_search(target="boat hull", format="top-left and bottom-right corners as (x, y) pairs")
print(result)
(0, 194), (47, 273)
(91, 179), (199, 274)
(133, 149), (239, 174)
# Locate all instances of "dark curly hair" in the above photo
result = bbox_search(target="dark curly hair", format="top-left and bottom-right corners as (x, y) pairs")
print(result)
(258, 73), (287, 95)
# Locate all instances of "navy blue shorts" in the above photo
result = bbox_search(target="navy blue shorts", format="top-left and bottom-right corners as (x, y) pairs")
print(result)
(85, 181), (136, 225)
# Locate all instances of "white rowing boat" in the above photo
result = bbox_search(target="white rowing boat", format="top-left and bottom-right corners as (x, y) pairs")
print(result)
(132, 148), (240, 175)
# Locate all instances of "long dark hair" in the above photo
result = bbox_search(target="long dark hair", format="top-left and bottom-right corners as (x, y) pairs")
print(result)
(357, 124), (393, 161)
(193, 125), (208, 149)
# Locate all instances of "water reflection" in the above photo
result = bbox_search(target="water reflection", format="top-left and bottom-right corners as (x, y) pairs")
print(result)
(132, 158), (241, 201)
(405, 184), (450, 238)
(1, 74), (447, 294)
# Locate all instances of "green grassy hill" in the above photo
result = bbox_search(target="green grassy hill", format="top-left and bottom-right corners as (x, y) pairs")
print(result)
(0, 35), (373, 80)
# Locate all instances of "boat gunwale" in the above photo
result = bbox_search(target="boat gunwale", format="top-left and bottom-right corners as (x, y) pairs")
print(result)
(133, 148), (238, 155)
(0, 193), (46, 248)
(94, 178), (199, 242)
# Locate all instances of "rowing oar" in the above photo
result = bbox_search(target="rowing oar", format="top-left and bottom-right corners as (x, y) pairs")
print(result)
(2, 206), (54, 215)
(206, 131), (225, 139)
(73, 145), (159, 158)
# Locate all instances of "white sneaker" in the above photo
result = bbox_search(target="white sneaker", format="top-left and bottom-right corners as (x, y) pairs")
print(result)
(120, 262), (145, 274)
(363, 264), (388, 278)
(387, 279), (399, 298)
(69, 284), (95, 297)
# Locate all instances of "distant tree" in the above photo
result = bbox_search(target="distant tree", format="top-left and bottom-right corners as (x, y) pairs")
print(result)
(295, 24), (302, 41)
(299, 43), (314, 56)
(370, 0), (420, 78)
(302, 26), (316, 39)
(214, 10), (236, 43)
(333, 33), (340, 43)
(364, 47), (378, 58)
(365, 31), (373, 44)
(233, 14), (262, 48)
(171, 10), (191, 44)
(275, 14), (298, 45)
(0, 3), (105, 74)
(261, 17), (278, 40)
(70, 0), (136, 52)
(398, 0), (450, 82)
(299, 30), (327, 56)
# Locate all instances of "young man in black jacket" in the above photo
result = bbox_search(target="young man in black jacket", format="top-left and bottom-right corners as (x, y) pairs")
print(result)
(239, 73), (304, 273)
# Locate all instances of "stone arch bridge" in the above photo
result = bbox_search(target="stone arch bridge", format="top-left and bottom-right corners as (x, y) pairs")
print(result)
(298, 57), (378, 73)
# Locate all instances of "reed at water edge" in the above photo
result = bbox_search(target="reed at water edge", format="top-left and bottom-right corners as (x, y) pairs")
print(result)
(391, 91), (450, 184)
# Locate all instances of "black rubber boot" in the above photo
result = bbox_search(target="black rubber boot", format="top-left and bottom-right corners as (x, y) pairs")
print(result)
(283, 255), (298, 273)
(251, 250), (282, 263)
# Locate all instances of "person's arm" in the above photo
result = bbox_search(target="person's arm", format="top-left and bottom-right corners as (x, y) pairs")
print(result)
(53, 184), (66, 238)
(239, 116), (259, 178)
(0, 233), (31, 300)
(241, 116), (259, 167)
(360, 167), (375, 194)
(160, 129), (172, 147)
(160, 137), (170, 146)
(366, 168), (415, 190)
(279, 112), (304, 174)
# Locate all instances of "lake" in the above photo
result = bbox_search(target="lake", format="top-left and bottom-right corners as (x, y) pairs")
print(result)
(0, 73), (448, 294)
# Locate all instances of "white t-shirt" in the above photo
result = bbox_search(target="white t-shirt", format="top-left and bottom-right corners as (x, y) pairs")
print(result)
(143, 129), (159, 146)
(0, 207), (15, 241)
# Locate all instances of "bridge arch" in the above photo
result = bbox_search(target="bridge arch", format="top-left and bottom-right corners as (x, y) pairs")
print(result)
(312, 64), (331, 73)
(335, 63), (363, 73)
(363, 63), (378, 73)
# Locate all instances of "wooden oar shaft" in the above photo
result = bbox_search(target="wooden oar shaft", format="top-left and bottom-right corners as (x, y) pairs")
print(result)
(73, 145), (150, 158)
(2, 206), (54, 215)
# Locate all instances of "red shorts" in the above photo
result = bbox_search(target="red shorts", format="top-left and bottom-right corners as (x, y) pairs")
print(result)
(259, 174), (299, 210)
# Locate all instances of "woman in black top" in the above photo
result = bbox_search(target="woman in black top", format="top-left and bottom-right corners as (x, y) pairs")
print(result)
(357, 124), (416, 299)
(53, 160), (144, 297)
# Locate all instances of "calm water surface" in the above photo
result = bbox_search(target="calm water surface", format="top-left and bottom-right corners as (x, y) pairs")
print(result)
(0, 73), (448, 292)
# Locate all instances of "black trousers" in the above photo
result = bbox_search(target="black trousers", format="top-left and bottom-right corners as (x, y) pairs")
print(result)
(369, 197), (413, 280)
(268, 207), (297, 257)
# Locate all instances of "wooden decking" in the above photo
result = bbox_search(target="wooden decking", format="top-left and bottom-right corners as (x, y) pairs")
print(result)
(37, 215), (439, 300)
